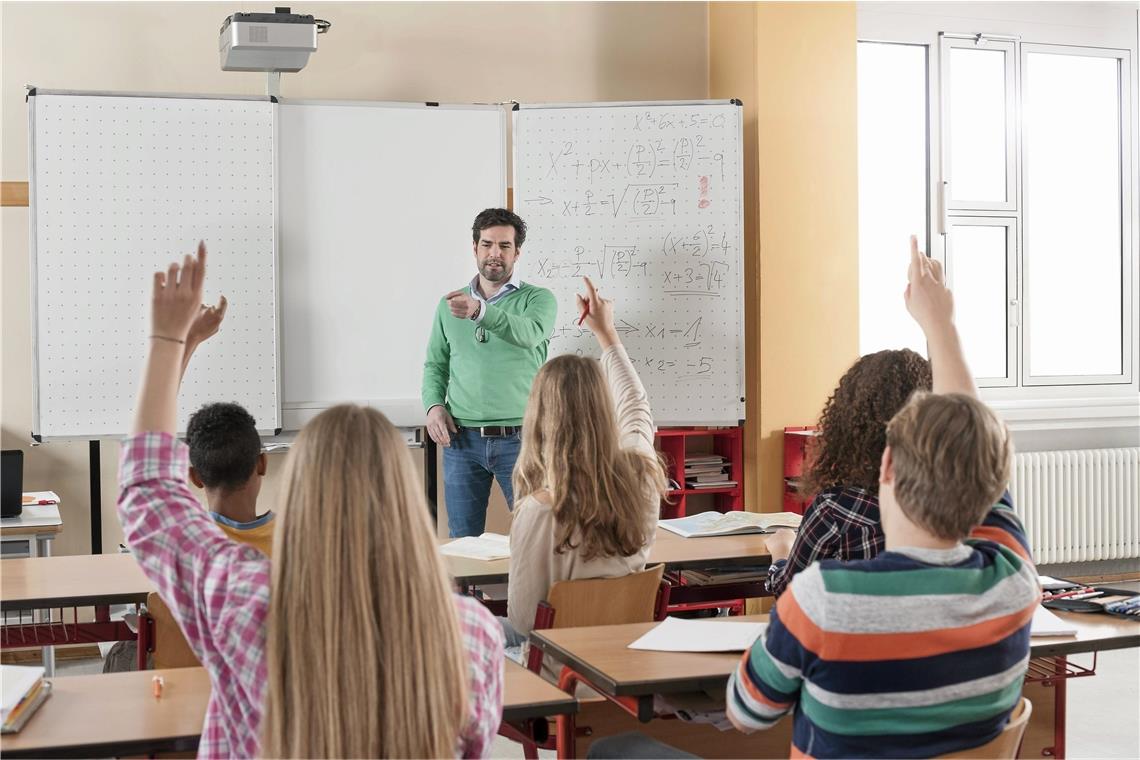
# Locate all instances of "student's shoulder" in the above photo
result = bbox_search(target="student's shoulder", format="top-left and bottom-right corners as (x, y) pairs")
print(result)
(453, 593), (504, 652)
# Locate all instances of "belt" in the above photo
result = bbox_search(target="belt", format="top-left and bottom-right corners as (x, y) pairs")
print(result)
(472, 425), (521, 437)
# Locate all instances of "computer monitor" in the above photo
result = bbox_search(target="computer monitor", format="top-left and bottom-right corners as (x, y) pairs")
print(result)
(1, 449), (24, 518)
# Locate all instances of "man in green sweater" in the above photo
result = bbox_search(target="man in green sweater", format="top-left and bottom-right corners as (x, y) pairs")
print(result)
(422, 208), (558, 537)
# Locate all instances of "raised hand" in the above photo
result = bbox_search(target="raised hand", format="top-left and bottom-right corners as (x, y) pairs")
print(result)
(152, 241), (207, 342)
(187, 295), (229, 348)
(576, 277), (618, 349)
(904, 235), (954, 335)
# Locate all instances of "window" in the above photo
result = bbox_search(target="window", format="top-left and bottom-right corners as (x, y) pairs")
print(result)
(857, 23), (1135, 397)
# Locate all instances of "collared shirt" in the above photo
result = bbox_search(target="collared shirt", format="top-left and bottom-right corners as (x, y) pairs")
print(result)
(469, 269), (521, 323)
(118, 432), (504, 759)
(765, 486), (883, 597)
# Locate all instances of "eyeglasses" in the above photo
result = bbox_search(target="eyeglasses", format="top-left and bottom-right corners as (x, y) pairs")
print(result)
(475, 326), (488, 343)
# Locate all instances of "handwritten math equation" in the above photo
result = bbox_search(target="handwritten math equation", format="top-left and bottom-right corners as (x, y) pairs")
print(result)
(539, 136), (727, 184)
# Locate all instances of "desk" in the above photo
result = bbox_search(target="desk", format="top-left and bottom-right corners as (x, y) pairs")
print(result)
(0, 554), (153, 677)
(530, 611), (1140, 758)
(1, 504), (62, 559)
(0, 667), (209, 759)
(0, 663), (576, 758)
(444, 527), (770, 585)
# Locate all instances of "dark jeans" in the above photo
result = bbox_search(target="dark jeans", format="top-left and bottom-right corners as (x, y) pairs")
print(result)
(442, 427), (521, 538)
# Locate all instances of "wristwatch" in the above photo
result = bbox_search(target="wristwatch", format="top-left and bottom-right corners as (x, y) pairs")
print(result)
(470, 301), (482, 321)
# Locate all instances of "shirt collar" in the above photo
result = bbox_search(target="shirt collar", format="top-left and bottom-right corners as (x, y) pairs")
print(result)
(889, 543), (973, 566)
(469, 269), (521, 302)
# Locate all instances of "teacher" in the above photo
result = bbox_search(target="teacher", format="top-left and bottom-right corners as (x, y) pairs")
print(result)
(422, 208), (558, 537)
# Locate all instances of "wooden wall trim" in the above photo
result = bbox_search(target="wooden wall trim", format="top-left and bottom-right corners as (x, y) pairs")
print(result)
(2, 181), (30, 207)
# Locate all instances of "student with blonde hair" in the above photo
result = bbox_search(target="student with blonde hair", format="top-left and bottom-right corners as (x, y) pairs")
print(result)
(118, 244), (503, 758)
(506, 277), (669, 640)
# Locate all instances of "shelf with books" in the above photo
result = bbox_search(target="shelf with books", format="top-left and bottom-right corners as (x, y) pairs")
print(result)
(655, 426), (743, 519)
(782, 426), (818, 514)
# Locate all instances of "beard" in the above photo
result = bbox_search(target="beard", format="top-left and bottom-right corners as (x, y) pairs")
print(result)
(480, 261), (510, 282)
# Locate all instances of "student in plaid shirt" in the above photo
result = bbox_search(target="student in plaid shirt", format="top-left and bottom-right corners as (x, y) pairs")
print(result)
(118, 243), (503, 758)
(765, 343), (932, 597)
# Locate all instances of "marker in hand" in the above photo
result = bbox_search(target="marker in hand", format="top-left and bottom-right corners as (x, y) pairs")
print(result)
(577, 299), (590, 326)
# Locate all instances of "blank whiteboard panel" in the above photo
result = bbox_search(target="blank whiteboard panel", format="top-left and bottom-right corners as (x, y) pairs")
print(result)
(514, 102), (745, 425)
(278, 101), (505, 429)
(29, 92), (280, 439)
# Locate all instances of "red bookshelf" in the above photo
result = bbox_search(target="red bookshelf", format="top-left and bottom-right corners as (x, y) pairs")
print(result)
(782, 426), (818, 514)
(655, 427), (744, 519)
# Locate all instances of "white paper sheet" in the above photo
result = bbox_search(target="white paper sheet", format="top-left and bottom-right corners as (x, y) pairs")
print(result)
(628, 617), (766, 652)
(1031, 605), (1078, 637)
(438, 533), (511, 561)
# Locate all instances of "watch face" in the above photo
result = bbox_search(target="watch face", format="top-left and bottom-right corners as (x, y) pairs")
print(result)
(475, 326), (488, 343)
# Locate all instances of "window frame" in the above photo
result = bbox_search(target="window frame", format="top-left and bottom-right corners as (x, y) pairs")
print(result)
(1019, 42), (1135, 388)
(945, 215), (1019, 387)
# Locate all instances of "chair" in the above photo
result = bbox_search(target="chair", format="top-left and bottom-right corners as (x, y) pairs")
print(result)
(940, 698), (1032, 759)
(509, 565), (669, 759)
(144, 592), (202, 669)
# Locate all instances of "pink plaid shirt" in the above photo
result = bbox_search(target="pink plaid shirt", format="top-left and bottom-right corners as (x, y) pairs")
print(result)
(118, 432), (504, 759)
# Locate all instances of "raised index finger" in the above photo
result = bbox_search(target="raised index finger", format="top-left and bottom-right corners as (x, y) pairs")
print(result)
(582, 276), (599, 303)
(192, 241), (207, 292)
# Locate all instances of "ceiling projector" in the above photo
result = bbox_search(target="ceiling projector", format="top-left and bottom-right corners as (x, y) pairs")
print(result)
(220, 7), (329, 72)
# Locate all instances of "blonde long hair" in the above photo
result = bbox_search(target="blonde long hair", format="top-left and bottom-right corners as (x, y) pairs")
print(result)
(513, 354), (668, 561)
(261, 405), (467, 758)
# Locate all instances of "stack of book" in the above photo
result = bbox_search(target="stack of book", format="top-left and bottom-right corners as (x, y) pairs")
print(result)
(1, 665), (51, 734)
(684, 455), (736, 489)
(680, 566), (768, 586)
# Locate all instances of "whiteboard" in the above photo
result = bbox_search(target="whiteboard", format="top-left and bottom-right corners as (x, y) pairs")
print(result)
(277, 101), (506, 429)
(513, 102), (745, 425)
(29, 91), (280, 439)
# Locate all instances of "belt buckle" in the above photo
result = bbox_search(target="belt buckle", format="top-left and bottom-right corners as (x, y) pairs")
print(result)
(480, 426), (501, 438)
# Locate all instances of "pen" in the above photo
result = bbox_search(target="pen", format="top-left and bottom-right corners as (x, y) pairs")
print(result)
(577, 300), (590, 326)
(1043, 587), (1096, 600)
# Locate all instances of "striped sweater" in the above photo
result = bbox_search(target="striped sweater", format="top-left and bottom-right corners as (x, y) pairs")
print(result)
(727, 493), (1038, 758)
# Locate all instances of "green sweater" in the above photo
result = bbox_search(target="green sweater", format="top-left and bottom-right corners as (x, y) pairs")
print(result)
(422, 282), (558, 426)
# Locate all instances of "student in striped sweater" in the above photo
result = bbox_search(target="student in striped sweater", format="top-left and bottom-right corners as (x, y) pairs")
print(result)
(725, 237), (1039, 758)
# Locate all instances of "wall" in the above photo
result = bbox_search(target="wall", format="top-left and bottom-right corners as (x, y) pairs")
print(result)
(1, 1), (709, 554)
(711, 2), (860, 513)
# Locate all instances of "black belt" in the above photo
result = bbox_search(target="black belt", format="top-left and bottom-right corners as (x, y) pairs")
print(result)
(472, 425), (520, 437)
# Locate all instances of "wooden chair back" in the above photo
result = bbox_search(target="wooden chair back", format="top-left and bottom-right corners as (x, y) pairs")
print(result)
(545, 564), (667, 629)
(146, 592), (202, 670)
(940, 698), (1032, 759)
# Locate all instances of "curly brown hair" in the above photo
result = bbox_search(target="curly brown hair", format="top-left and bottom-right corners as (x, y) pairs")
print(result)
(801, 349), (932, 498)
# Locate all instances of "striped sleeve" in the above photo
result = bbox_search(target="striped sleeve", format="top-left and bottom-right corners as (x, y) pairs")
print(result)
(967, 491), (1035, 565)
(726, 600), (804, 731)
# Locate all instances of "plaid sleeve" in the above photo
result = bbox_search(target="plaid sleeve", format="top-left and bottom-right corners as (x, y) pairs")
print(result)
(765, 494), (840, 597)
(726, 599), (803, 731)
(455, 595), (505, 759)
(117, 432), (270, 698)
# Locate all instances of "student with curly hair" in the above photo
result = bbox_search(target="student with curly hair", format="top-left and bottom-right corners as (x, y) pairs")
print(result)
(764, 347), (931, 596)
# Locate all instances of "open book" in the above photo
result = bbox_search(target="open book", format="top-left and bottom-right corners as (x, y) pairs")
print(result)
(438, 532), (511, 561)
(659, 510), (803, 538)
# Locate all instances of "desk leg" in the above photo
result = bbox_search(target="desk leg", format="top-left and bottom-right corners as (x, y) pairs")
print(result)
(1052, 657), (1067, 759)
(38, 535), (56, 677)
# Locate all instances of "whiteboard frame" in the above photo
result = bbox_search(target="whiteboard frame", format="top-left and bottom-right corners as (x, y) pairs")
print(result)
(513, 99), (747, 426)
(27, 88), (282, 441)
(275, 98), (508, 431)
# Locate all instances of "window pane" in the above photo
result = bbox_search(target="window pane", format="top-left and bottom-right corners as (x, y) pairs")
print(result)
(1025, 52), (1122, 377)
(858, 41), (928, 356)
(948, 224), (1008, 379)
(948, 47), (1008, 203)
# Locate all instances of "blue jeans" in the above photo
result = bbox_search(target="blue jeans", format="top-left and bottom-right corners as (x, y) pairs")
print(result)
(442, 427), (521, 538)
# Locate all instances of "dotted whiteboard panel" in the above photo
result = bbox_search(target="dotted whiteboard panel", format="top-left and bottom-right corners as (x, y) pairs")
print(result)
(513, 103), (745, 425)
(30, 93), (279, 438)
(277, 101), (505, 429)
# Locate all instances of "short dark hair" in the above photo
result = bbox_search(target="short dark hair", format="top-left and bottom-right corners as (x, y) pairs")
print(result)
(472, 208), (527, 248)
(185, 402), (261, 490)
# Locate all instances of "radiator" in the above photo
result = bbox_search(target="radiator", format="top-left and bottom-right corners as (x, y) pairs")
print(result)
(1009, 448), (1140, 564)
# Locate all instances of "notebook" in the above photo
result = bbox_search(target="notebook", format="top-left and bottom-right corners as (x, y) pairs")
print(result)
(659, 511), (803, 538)
(439, 532), (511, 561)
(628, 617), (767, 652)
(1, 665), (51, 734)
